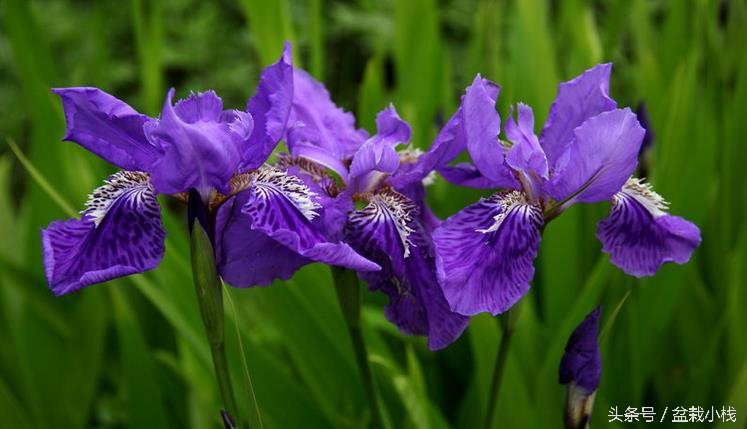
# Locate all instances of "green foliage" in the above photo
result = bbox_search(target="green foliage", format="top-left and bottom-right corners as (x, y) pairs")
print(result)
(0, 0), (744, 427)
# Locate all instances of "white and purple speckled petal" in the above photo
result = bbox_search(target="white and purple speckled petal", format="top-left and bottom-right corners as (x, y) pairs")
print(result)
(597, 178), (701, 277)
(41, 171), (166, 296)
(240, 167), (378, 275)
(433, 191), (543, 316)
(216, 192), (310, 288)
(344, 188), (467, 349)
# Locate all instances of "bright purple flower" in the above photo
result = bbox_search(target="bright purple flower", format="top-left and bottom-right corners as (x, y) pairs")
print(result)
(433, 65), (700, 316)
(559, 307), (602, 429)
(273, 66), (468, 350)
(42, 43), (378, 296)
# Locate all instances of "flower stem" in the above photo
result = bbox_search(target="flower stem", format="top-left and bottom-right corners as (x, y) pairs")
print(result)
(330, 266), (382, 429)
(484, 306), (521, 429)
(188, 190), (240, 426)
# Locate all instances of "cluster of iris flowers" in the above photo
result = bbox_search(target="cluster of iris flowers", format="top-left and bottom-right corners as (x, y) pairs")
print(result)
(41, 43), (700, 427)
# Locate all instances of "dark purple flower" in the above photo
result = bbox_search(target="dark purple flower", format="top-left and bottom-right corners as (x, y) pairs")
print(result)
(271, 66), (468, 350)
(433, 65), (700, 316)
(559, 307), (602, 429)
(42, 43), (378, 296)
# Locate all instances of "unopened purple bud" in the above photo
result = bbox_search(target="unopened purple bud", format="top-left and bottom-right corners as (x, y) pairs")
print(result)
(559, 307), (601, 429)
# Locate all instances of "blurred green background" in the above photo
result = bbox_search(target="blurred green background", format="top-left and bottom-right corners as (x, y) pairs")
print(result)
(1, 0), (746, 427)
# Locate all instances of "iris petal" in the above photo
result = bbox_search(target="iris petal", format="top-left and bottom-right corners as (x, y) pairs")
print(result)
(463, 75), (516, 184)
(548, 108), (645, 204)
(41, 171), (166, 296)
(345, 188), (467, 349)
(146, 89), (241, 195)
(218, 167), (378, 288)
(52, 87), (159, 171)
(285, 65), (368, 177)
(241, 42), (295, 171)
(349, 106), (411, 188)
(216, 192), (311, 288)
(434, 191), (543, 316)
(505, 103), (548, 180)
(439, 163), (513, 189)
(540, 63), (617, 166)
(597, 179), (701, 277)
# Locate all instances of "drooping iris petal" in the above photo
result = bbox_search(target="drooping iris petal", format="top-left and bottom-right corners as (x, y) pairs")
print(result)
(348, 106), (411, 186)
(241, 42), (294, 171)
(41, 171), (166, 296)
(540, 63), (617, 166)
(433, 191), (543, 316)
(549, 108), (645, 204)
(241, 167), (379, 273)
(285, 65), (367, 177)
(505, 103), (548, 180)
(345, 188), (467, 349)
(559, 306), (602, 391)
(597, 178), (701, 277)
(52, 87), (159, 171)
(216, 192), (311, 288)
(146, 89), (241, 195)
(439, 163), (514, 189)
(463, 75), (515, 184)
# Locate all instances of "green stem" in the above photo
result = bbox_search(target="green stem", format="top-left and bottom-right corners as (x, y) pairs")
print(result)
(331, 266), (382, 429)
(484, 307), (520, 429)
(225, 289), (265, 429)
(189, 193), (240, 425)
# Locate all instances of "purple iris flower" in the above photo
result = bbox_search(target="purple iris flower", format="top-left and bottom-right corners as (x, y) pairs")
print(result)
(433, 64), (701, 316)
(559, 307), (602, 429)
(268, 65), (468, 350)
(42, 43), (378, 296)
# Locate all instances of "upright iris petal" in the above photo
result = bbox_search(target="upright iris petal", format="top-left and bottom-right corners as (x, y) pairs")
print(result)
(241, 42), (294, 171)
(348, 106), (411, 190)
(540, 63), (616, 165)
(145, 89), (242, 195)
(504, 103), (548, 181)
(548, 108), (645, 204)
(285, 66), (368, 178)
(463, 75), (514, 185)
(597, 178), (701, 277)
